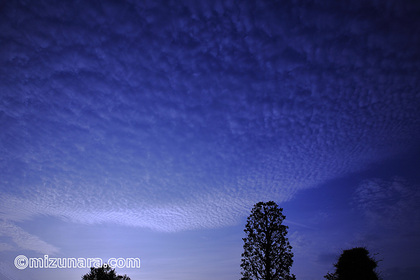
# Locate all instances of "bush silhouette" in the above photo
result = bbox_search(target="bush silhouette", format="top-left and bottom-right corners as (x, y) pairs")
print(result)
(324, 247), (380, 280)
(82, 264), (131, 280)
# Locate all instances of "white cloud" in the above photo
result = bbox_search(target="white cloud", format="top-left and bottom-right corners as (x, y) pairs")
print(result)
(0, 243), (14, 251)
(0, 220), (58, 254)
(0, 261), (22, 280)
(0, 186), (257, 232)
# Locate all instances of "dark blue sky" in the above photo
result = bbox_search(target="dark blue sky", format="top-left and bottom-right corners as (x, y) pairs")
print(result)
(1, 1), (419, 279)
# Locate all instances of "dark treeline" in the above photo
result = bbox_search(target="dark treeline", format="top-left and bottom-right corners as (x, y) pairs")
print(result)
(80, 201), (381, 280)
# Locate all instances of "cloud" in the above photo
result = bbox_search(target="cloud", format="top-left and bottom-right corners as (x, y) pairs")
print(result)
(353, 177), (420, 230)
(0, 243), (14, 252)
(0, 261), (23, 280)
(1, 0), (420, 236)
(0, 185), (255, 232)
(0, 220), (58, 254)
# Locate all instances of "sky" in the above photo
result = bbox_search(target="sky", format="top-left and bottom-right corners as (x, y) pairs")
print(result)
(0, 0), (419, 279)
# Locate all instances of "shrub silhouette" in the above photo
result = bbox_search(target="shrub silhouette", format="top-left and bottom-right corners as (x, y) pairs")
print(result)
(82, 264), (131, 280)
(324, 247), (380, 280)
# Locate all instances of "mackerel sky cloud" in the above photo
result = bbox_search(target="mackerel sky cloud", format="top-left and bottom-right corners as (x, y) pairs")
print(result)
(1, 1), (419, 280)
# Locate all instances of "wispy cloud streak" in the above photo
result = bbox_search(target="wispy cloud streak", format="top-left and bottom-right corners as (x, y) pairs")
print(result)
(0, 220), (58, 254)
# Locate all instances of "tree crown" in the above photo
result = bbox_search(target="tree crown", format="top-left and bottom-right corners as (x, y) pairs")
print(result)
(241, 201), (295, 280)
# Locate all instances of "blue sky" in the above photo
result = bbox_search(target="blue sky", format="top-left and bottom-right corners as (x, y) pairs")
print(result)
(1, 0), (419, 279)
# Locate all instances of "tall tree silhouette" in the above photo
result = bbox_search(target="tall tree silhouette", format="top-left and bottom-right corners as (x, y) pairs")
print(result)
(240, 201), (295, 280)
(82, 264), (131, 280)
(324, 247), (380, 280)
